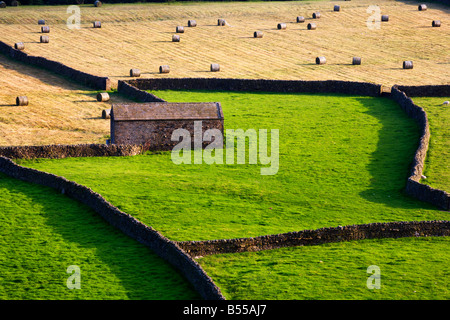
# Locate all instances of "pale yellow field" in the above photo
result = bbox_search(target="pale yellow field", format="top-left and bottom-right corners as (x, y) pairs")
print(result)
(0, 0), (448, 89)
(0, 54), (132, 146)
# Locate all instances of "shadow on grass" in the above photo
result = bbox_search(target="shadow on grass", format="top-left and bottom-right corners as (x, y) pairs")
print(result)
(0, 173), (200, 300)
(356, 97), (437, 210)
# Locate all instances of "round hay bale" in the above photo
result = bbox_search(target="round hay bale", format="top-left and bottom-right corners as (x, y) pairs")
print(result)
(316, 56), (326, 65)
(94, 0), (102, 7)
(130, 69), (140, 77)
(14, 42), (24, 51)
(313, 12), (321, 19)
(188, 20), (197, 27)
(11, 1), (19, 6)
(381, 15), (389, 22)
(97, 92), (110, 102)
(352, 57), (362, 65)
(102, 109), (111, 119)
(210, 63), (220, 72)
(38, 19), (45, 25)
(277, 23), (287, 30)
(254, 31), (263, 38)
(159, 65), (170, 74)
(334, 5), (340, 12)
(0, 2), (6, 8)
(403, 61), (413, 69)
(307, 22), (317, 30)
(93, 21), (101, 28)
(296, 16), (305, 23)
(16, 96), (28, 106)
(176, 26), (184, 33)
(41, 26), (50, 33)
(432, 20), (441, 27)
(172, 34), (180, 42)
(40, 35), (49, 43)
(218, 19), (226, 26)
(418, 4), (427, 11)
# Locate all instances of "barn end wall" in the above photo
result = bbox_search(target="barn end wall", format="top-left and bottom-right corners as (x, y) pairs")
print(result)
(0, 41), (110, 90)
(0, 156), (225, 300)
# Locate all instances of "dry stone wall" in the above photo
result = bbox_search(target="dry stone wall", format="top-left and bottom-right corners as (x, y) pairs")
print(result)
(178, 221), (450, 257)
(0, 40), (110, 90)
(0, 144), (144, 159)
(121, 78), (383, 97)
(390, 86), (449, 211)
(117, 80), (166, 102)
(395, 85), (450, 97)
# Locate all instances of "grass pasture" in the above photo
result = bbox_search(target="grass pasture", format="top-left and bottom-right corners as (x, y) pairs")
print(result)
(0, 172), (200, 300)
(19, 90), (448, 242)
(0, 1), (448, 301)
(197, 236), (450, 300)
(0, 1), (448, 88)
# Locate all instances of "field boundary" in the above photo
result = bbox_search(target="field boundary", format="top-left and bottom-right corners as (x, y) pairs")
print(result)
(390, 85), (450, 211)
(118, 78), (383, 98)
(178, 220), (450, 257)
(0, 156), (225, 300)
(0, 40), (111, 90)
(0, 143), (144, 159)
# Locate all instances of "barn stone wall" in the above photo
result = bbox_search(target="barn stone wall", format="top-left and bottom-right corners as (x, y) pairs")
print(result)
(112, 119), (224, 150)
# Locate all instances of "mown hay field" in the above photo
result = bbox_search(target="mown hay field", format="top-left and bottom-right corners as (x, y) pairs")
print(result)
(0, 0), (448, 89)
(0, 54), (132, 146)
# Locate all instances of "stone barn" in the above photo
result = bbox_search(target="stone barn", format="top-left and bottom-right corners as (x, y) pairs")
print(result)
(110, 102), (224, 150)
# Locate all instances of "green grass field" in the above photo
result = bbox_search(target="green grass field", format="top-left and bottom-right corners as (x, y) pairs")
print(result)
(18, 91), (447, 243)
(0, 172), (200, 300)
(197, 236), (450, 300)
(411, 97), (450, 193)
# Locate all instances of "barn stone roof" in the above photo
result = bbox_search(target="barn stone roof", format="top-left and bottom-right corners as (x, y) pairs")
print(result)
(111, 102), (223, 121)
